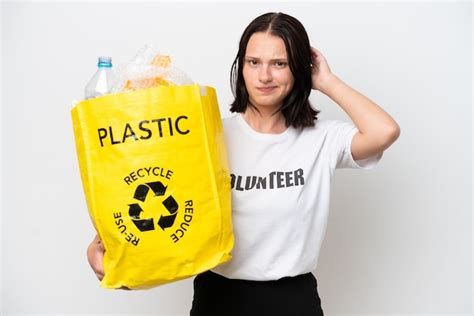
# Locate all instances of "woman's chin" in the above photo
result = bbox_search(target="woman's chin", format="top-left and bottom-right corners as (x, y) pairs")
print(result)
(249, 98), (284, 110)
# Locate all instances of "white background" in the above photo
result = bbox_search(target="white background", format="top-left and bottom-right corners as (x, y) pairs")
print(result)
(1, 1), (472, 315)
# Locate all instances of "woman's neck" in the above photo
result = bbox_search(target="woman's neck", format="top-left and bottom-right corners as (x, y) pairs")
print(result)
(242, 107), (287, 134)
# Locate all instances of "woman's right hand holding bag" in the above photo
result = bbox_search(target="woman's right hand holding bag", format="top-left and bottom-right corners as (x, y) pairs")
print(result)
(87, 234), (105, 281)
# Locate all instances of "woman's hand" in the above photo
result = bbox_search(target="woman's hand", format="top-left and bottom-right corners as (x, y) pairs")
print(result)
(87, 234), (105, 281)
(86, 235), (131, 290)
(310, 47), (335, 92)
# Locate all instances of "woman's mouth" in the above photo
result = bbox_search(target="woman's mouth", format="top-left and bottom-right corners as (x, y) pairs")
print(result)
(256, 86), (277, 93)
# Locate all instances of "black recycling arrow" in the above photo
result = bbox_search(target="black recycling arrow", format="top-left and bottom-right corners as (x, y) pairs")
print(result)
(128, 203), (154, 232)
(157, 195), (179, 230)
(147, 181), (167, 196)
(133, 184), (149, 202)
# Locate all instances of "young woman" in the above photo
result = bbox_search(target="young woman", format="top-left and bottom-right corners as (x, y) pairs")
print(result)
(88, 12), (400, 316)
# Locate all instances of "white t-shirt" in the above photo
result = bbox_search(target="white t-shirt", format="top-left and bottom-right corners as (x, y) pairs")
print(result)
(211, 113), (383, 280)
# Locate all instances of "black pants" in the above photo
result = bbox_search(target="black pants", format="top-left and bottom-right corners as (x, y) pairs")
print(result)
(190, 270), (324, 316)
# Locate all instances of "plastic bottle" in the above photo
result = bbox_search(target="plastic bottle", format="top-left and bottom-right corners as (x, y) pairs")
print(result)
(84, 56), (114, 99)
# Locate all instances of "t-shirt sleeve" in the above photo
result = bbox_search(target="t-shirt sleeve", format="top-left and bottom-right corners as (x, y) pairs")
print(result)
(327, 120), (383, 170)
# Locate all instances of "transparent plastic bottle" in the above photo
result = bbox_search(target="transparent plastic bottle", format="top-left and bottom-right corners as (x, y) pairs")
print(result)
(84, 56), (114, 99)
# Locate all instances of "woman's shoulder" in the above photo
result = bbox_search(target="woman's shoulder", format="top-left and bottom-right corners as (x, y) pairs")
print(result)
(300, 118), (336, 132)
(311, 118), (353, 131)
(296, 118), (355, 140)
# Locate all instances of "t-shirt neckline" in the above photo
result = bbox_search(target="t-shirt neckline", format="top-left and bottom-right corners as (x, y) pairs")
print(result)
(236, 113), (293, 141)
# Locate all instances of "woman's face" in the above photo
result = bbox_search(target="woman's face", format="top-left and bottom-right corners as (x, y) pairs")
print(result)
(243, 32), (294, 112)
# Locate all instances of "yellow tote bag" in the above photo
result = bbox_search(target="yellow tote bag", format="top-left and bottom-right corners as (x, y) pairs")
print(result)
(71, 84), (233, 290)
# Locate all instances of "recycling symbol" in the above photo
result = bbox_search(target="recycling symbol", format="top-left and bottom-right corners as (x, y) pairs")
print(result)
(128, 181), (179, 232)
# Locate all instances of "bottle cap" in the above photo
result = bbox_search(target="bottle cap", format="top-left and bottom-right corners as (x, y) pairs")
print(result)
(98, 56), (112, 68)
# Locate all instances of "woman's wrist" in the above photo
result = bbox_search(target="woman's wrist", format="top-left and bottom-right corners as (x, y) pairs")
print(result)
(317, 73), (340, 95)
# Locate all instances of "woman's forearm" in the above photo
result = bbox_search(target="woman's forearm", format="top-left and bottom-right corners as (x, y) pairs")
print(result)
(320, 74), (400, 143)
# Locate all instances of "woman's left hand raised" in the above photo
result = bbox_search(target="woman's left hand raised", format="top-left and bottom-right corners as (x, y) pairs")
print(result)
(310, 47), (335, 92)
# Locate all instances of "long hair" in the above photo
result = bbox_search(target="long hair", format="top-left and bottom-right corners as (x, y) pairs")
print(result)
(230, 12), (320, 128)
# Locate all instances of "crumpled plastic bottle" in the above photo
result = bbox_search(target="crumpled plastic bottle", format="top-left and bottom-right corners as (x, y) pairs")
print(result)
(110, 45), (193, 93)
(84, 56), (115, 99)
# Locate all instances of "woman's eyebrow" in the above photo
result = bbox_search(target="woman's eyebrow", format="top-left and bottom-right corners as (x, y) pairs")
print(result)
(245, 56), (288, 62)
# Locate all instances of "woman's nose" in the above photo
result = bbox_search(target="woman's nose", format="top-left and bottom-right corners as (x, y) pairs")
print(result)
(258, 65), (272, 83)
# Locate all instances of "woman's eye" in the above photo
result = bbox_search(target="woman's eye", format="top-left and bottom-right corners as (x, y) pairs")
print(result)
(275, 61), (287, 67)
(247, 59), (258, 65)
